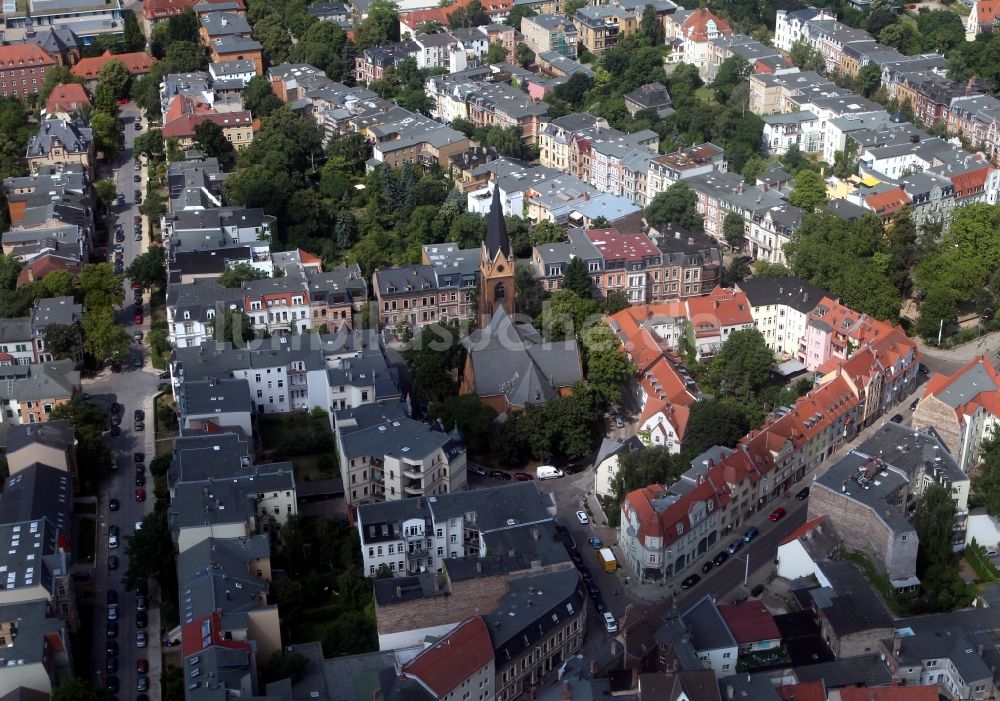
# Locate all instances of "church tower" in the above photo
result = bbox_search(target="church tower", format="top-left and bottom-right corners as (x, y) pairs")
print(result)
(479, 184), (515, 325)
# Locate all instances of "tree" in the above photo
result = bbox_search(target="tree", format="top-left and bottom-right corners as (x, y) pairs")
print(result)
(97, 59), (131, 98)
(52, 678), (107, 701)
(915, 287), (957, 342)
(123, 509), (176, 592)
(553, 72), (592, 107)
(42, 324), (79, 360)
(448, 0), (488, 28)
(712, 55), (751, 104)
(789, 40), (823, 71)
(89, 110), (122, 156)
(515, 264), (547, 319)
(564, 0), (588, 16)
(485, 42), (509, 64)
(581, 324), (634, 404)
(194, 119), (236, 170)
(681, 400), (752, 460)
(645, 181), (703, 232)
(913, 483), (956, 574)
(123, 9), (146, 51)
(215, 309), (256, 345)
(704, 328), (773, 403)
(356, 0), (400, 49)
(255, 13), (293, 64)
(562, 256), (593, 300)
(916, 203), (1000, 302)
(49, 396), (111, 490)
(126, 247), (167, 291)
(427, 395), (498, 453)
(243, 75), (282, 118)
(723, 212), (744, 251)
(83, 307), (131, 363)
(93, 178), (118, 211)
(516, 42), (535, 68)
(787, 169), (827, 211)
(164, 40), (207, 72)
(857, 61), (881, 98)
(605, 290), (629, 314)
(537, 289), (601, 341)
(753, 260), (793, 278)
(81, 263), (124, 310)
(972, 435), (1000, 515)
(507, 4), (536, 30)
(219, 262), (270, 288)
(266, 651), (310, 684)
(43, 270), (75, 297)
(133, 128), (165, 162)
(93, 81), (119, 114)
(638, 2), (662, 44)
(406, 323), (463, 404)
(611, 446), (686, 502)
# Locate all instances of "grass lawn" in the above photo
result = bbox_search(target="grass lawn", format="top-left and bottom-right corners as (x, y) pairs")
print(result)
(154, 392), (178, 436)
(695, 86), (718, 104)
(78, 518), (96, 564)
(292, 454), (340, 482)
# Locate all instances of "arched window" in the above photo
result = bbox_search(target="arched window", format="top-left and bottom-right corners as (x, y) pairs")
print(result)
(495, 282), (506, 301)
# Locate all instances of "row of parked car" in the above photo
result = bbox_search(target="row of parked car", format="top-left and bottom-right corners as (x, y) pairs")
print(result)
(105, 587), (151, 698)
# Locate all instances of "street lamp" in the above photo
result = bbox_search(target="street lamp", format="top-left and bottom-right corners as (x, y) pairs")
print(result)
(735, 553), (750, 588)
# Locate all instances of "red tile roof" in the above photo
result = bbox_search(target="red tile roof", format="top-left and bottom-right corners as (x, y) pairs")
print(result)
(0, 43), (55, 67)
(71, 50), (157, 79)
(681, 8), (732, 41)
(836, 687), (938, 701)
(16, 255), (82, 287)
(949, 163), (991, 199)
(401, 618), (494, 697)
(777, 682), (826, 701)
(863, 188), (910, 216)
(685, 287), (753, 337)
(400, 0), (511, 27)
(586, 228), (660, 263)
(45, 83), (91, 115)
(978, 0), (1000, 23)
(717, 600), (781, 645)
(622, 476), (728, 546)
(779, 515), (827, 547)
(181, 612), (253, 658)
(163, 109), (253, 138)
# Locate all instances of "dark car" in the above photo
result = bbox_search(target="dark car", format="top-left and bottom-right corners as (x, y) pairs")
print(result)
(513, 472), (534, 481)
(111, 403), (123, 414)
(107, 590), (118, 605)
(134, 420), (145, 431)
(107, 620), (118, 638)
(136, 611), (147, 629)
(137, 676), (149, 692)
(136, 474), (146, 487)
(133, 174), (141, 182)
(108, 555), (119, 570)
(106, 640), (118, 657)
(727, 539), (744, 555)
(109, 525), (119, 538)
(135, 452), (144, 463)
(133, 356), (143, 368)
(136, 659), (149, 674)
(489, 470), (511, 481)
(157, 382), (170, 392)
(795, 487), (810, 500)
(158, 371), (170, 380)
(890, 413), (904, 424)
(919, 364), (929, 375)
(136, 595), (147, 612)
(106, 657), (118, 674)
(111, 414), (122, 426)
(110, 425), (120, 437)
(701, 560), (714, 574)
(910, 397), (920, 411)
(109, 498), (120, 511)
(680, 574), (701, 590)
(134, 409), (145, 422)
(107, 676), (119, 693)
(134, 231), (142, 241)
(712, 551), (729, 567)
(743, 526), (759, 543)
(115, 231), (125, 243)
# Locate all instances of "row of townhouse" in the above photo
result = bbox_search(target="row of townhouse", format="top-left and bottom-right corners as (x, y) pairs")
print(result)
(0, 423), (80, 698)
(531, 225), (721, 301)
(618, 316), (918, 586)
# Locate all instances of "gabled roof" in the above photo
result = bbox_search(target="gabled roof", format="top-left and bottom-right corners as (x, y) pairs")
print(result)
(70, 50), (157, 79)
(0, 44), (55, 68)
(400, 617), (493, 697)
(45, 83), (91, 115)
(681, 8), (732, 41)
(717, 600), (781, 645)
(863, 187), (909, 215)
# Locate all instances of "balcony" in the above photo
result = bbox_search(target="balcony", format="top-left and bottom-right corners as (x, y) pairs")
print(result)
(403, 481), (424, 496)
(402, 465), (423, 480)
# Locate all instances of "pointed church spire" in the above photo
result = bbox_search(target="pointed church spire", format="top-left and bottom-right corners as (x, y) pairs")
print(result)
(484, 183), (510, 261)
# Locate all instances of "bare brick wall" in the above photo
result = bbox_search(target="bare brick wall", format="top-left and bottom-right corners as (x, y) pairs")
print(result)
(376, 575), (510, 635)
(808, 484), (918, 581)
(912, 396), (962, 457)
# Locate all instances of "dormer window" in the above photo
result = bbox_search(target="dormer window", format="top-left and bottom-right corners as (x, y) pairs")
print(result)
(183, 311), (191, 320)
(675, 522), (683, 535)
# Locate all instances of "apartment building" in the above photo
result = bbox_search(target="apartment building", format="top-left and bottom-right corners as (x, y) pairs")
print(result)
(572, 5), (636, 55)
(208, 34), (264, 74)
(646, 142), (726, 204)
(355, 481), (556, 576)
(0, 599), (73, 697)
(335, 401), (467, 508)
(0, 360), (79, 426)
(372, 263), (476, 330)
(624, 82), (673, 118)
(162, 104), (256, 152)
(25, 118), (94, 179)
(0, 297), (83, 366)
(686, 171), (788, 248)
(748, 69), (839, 117)
(0, 44), (55, 100)
(520, 14), (578, 59)
(735, 277), (828, 358)
(355, 42), (419, 84)
(70, 49), (156, 80)
(667, 7), (733, 73)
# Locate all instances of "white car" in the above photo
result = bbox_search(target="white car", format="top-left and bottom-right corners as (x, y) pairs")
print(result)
(603, 611), (618, 634)
(135, 521), (143, 532)
(108, 534), (118, 549)
(576, 511), (589, 525)
(108, 603), (118, 621)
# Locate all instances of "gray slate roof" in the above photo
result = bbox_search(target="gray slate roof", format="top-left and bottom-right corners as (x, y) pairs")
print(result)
(6, 421), (74, 455)
(26, 119), (92, 158)
(335, 401), (464, 462)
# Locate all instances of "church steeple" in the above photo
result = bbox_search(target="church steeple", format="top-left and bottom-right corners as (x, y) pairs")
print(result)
(484, 183), (510, 262)
(478, 183), (515, 326)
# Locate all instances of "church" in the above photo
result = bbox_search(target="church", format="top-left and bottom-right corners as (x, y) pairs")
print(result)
(459, 185), (583, 413)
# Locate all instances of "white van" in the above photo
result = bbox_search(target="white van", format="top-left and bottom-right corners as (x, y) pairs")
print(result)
(536, 465), (565, 480)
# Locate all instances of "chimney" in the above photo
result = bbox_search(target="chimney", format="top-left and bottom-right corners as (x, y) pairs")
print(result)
(892, 635), (901, 657)
(978, 643), (985, 657)
(561, 681), (572, 701)
(687, 237), (694, 245)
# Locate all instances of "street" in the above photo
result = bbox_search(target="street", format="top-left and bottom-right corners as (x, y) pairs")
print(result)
(84, 102), (164, 701)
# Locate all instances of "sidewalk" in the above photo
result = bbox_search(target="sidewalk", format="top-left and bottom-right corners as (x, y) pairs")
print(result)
(914, 329), (1000, 364)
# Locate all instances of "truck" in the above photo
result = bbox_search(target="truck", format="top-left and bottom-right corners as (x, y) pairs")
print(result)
(598, 547), (617, 573)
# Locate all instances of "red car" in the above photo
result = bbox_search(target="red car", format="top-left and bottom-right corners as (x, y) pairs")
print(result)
(135, 313), (143, 325)
(117, 97), (129, 105)
(136, 659), (149, 674)
(133, 215), (142, 224)
(135, 489), (146, 502)
(769, 507), (786, 522)
(513, 472), (534, 481)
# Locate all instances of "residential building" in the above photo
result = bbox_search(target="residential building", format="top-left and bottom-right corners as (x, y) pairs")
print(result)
(717, 600), (781, 655)
(0, 44), (56, 100)
(808, 423), (970, 588)
(530, 227), (603, 294)
(677, 595), (740, 677)
(0, 600), (72, 697)
(537, 112), (607, 173)
(69, 49), (156, 80)
(43, 83), (90, 117)
(808, 560), (895, 658)
(25, 118), (94, 179)
(520, 14), (578, 59)
(266, 62), (330, 101)
(775, 515), (840, 580)
(885, 626), (1000, 700)
(162, 103), (255, 152)
(6, 421), (77, 477)
(372, 263), (476, 330)
(735, 277), (829, 358)
(355, 42), (419, 84)
(0, 360), (79, 426)
(646, 142), (727, 204)
(586, 227), (662, 303)
(967, 0), (1000, 38)
(398, 617), (496, 701)
(335, 401), (467, 507)
(912, 356), (1000, 474)
(686, 171), (788, 248)
(5, 25), (80, 66)
(762, 111), (822, 156)
(624, 82), (673, 118)
(594, 436), (645, 498)
(178, 377), (254, 436)
(210, 58), (257, 87)
(208, 35), (264, 74)
(669, 8), (733, 73)
(572, 5), (636, 55)
(3, 0), (124, 47)
(648, 226), (723, 300)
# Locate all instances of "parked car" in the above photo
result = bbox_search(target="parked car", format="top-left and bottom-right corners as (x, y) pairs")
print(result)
(136, 659), (149, 674)
(910, 398), (920, 411)
(109, 498), (119, 511)
(701, 560), (714, 574)
(513, 472), (534, 481)
(135, 488), (146, 502)
(106, 620), (118, 638)
(603, 611), (618, 634)
(615, 417), (624, 429)
(107, 676), (119, 694)
(136, 611), (147, 629)
(136, 631), (147, 648)
(133, 330), (143, 342)
(588, 537), (602, 548)
(109, 533), (118, 549)
(111, 403), (123, 414)
(743, 526), (759, 543)
(107, 590), (118, 605)
(769, 507), (786, 522)
(576, 511), (589, 525)
(136, 595), (147, 612)
(106, 640), (118, 657)
(135, 231), (142, 241)
(133, 356), (143, 368)
(110, 425), (120, 437)
(890, 413), (904, 424)
(680, 574), (701, 590)
(108, 555), (119, 570)
(107, 603), (118, 621)
(488, 470), (511, 481)
(135, 452), (144, 463)
(133, 174), (141, 182)
(137, 676), (149, 692)
(712, 551), (729, 566)
(135, 474), (145, 487)
(727, 539), (744, 555)
(106, 657), (118, 674)
(158, 371), (171, 380)
(795, 487), (810, 500)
